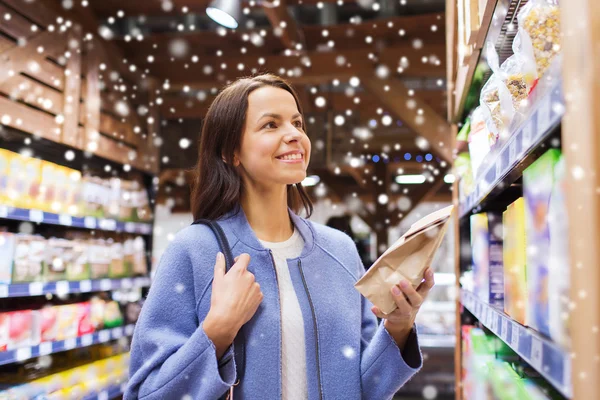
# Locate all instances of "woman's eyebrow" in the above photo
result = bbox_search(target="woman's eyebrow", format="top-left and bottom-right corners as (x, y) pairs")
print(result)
(258, 112), (302, 122)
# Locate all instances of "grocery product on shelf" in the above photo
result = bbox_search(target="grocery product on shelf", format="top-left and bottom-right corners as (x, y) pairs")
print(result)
(500, 52), (539, 113)
(517, 0), (561, 77)
(38, 306), (58, 343)
(547, 157), (570, 348)
(0, 232), (16, 284)
(55, 304), (79, 341)
(470, 212), (504, 307)
(2, 310), (35, 350)
(523, 149), (562, 338)
(0, 149), (12, 206)
(89, 239), (111, 279)
(12, 235), (45, 283)
(103, 301), (124, 329)
(502, 198), (529, 325)
(468, 107), (492, 177)
(76, 302), (94, 337)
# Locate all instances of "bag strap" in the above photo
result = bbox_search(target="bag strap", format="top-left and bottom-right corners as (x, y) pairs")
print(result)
(191, 219), (244, 399)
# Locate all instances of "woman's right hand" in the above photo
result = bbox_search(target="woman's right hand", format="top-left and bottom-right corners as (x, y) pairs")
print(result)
(203, 252), (263, 358)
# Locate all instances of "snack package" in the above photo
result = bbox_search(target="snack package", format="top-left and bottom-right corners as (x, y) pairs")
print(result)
(0, 232), (16, 284)
(523, 149), (561, 337)
(81, 176), (106, 218)
(7, 310), (35, 349)
(44, 238), (70, 282)
(12, 235), (46, 283)
(107, 177), (122, 219)
(54, 166), (81, 216)
(471, 212), (504, 307)
(503, 198), (528, 325)
(516, 0), (561, 77)
(77, 302), (94, 336)
(547, 157), (570, 347)
(6, 154), (27, 208)
(132, 237), (148, 275)
(0, 148), (14, 206)
(468, 107), (492, 177)
(500, 52), (538, 113)
(88, 239), (110, 279)
(38, 306), (59, 342)
(67, 240), (91, 281)
(118, 180), (135, 221)
(65, 169), (83, 216)
(90, 296), (106, 331)
(103, 301), (124, 329)
(22, 156), (43, 210)
(38, 161), (59, 213)
(109, 242), (128, 278)
(0, 313), (8, 351)
(55, 304), (79, 341)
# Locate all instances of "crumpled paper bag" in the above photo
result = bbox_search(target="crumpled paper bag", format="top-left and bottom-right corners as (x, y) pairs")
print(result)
(354, 205), (454, 314)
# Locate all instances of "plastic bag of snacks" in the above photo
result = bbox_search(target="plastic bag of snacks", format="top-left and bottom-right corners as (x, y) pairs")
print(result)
(516, 0), (560, 77)
(479, 43), (515, 144)
(500, 51), (538, 113)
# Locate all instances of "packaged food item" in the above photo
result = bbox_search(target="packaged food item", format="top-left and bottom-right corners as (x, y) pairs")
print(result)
(7, 310), (35, 349)
(38, 306), (58, 342)
(124, 238), (134, 274)
(0, 232), (16, 284)
(119, 179), (135, 221)
(76, 302), (94, 336)
(44, 238), (70, 282)
(468, 107), (492, 177)
(103, 301), (124, 328)
(0, 313), (8, 351)
(38, 161), (60, 212)
(88, 239), (110, 279)
(22, 156), (42, 209)
(107, 177), (122, 219)
(523, 149), (561, 337)
(67, 240), (91, 281)
(81, 176), (107, 218)
(500, 52), (538, 112)
(503, 198), (528, 325)
(109, 242), (128, 278)
(547, 157), (570, 347)
(55, 304), (79, 341)
(516, 0), (561, 77)
(90, 296), (106, 331)
(6, 154), (27, 208)
(12, 235), (45, 283)
(470, 212), (504, 307)
(132, 237), (148, 275)
(0, 148), (14, 206)
(65, 169), (83, 216)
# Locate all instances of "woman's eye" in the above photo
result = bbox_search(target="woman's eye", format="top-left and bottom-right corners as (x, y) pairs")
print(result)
(263, 122), (277, 129)
(293, 120), (303, 129)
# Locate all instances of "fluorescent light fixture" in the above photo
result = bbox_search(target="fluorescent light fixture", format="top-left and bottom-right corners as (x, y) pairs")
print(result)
(206, 0), (240, 29)
(302, 175), (321, 187)
(395, 174), (426, 184)
(444, 174), (456, 184)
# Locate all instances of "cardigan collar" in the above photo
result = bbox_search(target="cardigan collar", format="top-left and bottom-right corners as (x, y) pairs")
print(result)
(218, 205), (316, 257)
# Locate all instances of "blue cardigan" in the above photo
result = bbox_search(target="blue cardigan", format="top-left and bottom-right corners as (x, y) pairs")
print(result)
(125, 207), (422, 399)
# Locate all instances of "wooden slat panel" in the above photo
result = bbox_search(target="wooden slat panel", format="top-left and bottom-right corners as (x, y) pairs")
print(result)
(0, 95), (62, 141)
(0, 74), (63, 115)
(94, 134), (131, 165)
(62, 30), (82, 149)
(24, 58), (65, 91)
(0, 2), (37, 39)
(99, 113), (140, 147)
(2, 0), (57, 28)
(0, 35), (14, 53)
(83, 39), (100, 154)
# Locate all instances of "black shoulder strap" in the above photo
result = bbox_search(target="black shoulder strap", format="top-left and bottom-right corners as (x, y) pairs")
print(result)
(192, 219), (236, 272)
(191, 218), (245, 397)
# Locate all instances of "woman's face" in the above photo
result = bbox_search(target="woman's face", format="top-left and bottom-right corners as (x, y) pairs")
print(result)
(235, 86), (311, 189)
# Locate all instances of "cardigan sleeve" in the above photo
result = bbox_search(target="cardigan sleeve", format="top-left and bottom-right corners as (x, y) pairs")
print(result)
(357, 252), (423, 399)
(124, 238), (237, 400)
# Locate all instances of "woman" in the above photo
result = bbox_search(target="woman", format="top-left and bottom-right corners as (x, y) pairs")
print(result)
(125, 74), (435, 400)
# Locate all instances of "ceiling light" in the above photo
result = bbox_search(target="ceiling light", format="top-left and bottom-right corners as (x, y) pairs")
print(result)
(395, 175), (426, 184)
(206, 0), (240, 29)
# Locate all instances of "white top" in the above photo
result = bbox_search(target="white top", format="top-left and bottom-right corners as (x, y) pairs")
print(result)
(258, 229), (307, 400)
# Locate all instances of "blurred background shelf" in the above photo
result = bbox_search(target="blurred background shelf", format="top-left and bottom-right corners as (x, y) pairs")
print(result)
(0, 277), (151, 298)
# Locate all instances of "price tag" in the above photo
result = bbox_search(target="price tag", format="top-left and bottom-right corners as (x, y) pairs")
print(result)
(125, 222), (136, 233)
(100, 219), (117, 231)
(511, 324), (520, 350)
(125, 325), (135, 336)
(15, 347), (32, 361)
(121, 278), (133, 289)
(141, 224), (152, 235)
(0, 284), (8, 298)
(531, 336), (543, 371)
(81, 334), (93, 347)
(79, 280), (92, 293)
(39, 341), (53, 356)
(98, 391), (108, 400)
(56, 281), (70, 296)
(537, 94), (551, 134)
(0, 205), (8, 218)
(100, 279), (112, 291)
(509, 139), (517, 165)
(495, 159), (502, 179)
(522, 122), (533, 148)
(29, 282), (44, 296)
(99, 330), (110, 343)
(564, 353), (572, 390)
(84, 216), (97, 229)
(501, 318), (509, 341)
(493, 315), (499, 333)
(29, 209), (44, 223)
(58, 214), (72, 226)
(64, 337), (77, 350)
(112, 327), (123, 339)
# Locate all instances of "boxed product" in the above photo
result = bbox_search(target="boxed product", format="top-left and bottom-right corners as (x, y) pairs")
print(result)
(76, 302), (94, 336)
(38, 161), (60, 213)
(523, 149), (561, 337)
(81, 176), (107, 218)
(547, 157), (570, 347)
(471, 212), (504, 307)
(0, 148), (13, 206)
(503, 198), (529, 325)
(44, 238), (70, 282)
(132, 237), (147, 275)
(22, 156), (43, 210)
(0, 232), (16, 284)
(66, 240), (91, 281)
(90, 296), (106, 331)
(12, 235), (46, 283)
(64, 168), (82, 216)
(109, 242), (129, 278)
(88, 240), (110, 279)
(55, 304), (79, 341)
(6, 154), (28, 207)
(103, 301), (124, 329)
(38, 306), (58, 343)
(6, 310), (36, 349)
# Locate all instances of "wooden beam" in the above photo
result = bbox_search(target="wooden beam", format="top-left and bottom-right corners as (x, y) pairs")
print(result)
(362, 76), (453, 162)
(62, 28), (83, 149)
(262, 0), (306, 51)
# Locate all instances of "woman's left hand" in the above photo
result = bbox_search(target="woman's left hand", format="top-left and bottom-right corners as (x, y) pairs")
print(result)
(370, 267), (435, 350)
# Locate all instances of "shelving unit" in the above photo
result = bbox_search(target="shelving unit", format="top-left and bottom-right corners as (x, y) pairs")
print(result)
(0, 324), (135, 366)
(448, 0), (600, 399)
(82, 383), (128, 400)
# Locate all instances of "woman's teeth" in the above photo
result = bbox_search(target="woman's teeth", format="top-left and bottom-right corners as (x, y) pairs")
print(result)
(279, 154), (302, 160)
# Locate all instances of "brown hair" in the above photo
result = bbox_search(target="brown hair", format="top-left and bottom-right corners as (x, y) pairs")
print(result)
(190, 74), (313, 221)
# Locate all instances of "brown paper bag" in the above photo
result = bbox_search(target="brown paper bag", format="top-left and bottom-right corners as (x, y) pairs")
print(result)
(354, 205), (454, 314)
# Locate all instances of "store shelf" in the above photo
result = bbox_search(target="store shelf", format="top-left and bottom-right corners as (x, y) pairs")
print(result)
(0, 277), (151, 298)
(0, 205), (153, 235)
(459, 76), (564, 218)
(82, 382), (128, 400)
(461, 289), (572, 398)
(0, 325), (135, 366)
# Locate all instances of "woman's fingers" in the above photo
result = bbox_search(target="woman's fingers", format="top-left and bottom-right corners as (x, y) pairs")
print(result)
(390, 284), (413, 315)
(371, 306), (387, 319)
(417, 268), (435, 298)
(397, 280), (423, 308)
